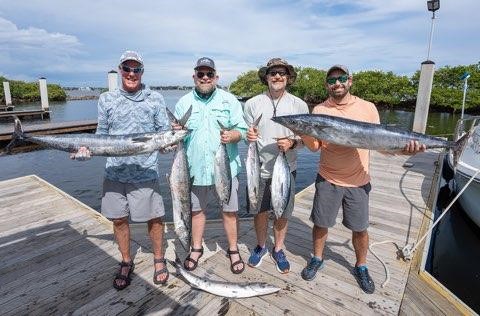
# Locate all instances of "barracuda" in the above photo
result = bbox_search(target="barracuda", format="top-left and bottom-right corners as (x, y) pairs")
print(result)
(4, 116), (189, 156)
(245, 114), (262, 212)
(168, 259), (281, 298)
(271, 151), (291, 219)
(166, 107), (192, 252)
(272, 113), (469, 160)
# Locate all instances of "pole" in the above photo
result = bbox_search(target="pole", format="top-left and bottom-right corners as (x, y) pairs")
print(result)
(426, 12), (436, 60)
(461, 76), (469, 120)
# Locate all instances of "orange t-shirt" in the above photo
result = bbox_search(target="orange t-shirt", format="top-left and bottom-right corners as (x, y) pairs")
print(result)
(311, 95), (380, 187)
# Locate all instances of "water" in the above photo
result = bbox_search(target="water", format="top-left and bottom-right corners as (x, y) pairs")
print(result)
(427, 160), (480, 312)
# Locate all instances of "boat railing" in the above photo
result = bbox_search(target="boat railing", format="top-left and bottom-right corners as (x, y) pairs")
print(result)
(453, 115), (480, 141)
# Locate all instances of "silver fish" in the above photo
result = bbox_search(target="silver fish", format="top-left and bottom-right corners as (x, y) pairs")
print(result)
(214, 121), (235, 205)
(272, 113), (469, 156)
(166, 107), (192, 252)
(271, 151), (291, 219)
(5, 116), (189, 156)
(245, 114), (262, 212)
(168, 259), (280, 298)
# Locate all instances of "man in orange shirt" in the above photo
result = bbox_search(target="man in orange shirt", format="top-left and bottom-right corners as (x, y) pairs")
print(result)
(299, 65), (425, 294)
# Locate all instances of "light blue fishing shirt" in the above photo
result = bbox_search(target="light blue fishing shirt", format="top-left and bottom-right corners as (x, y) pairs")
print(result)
(96, 85), (168, 183)
(174, 88), (247, 186)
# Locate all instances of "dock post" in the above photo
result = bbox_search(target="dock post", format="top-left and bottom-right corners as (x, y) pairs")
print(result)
(39, 77), (49, 111)
(3, 82), (12, 106)
(108, 70), (118, 92)
(412, 61), (435, 133)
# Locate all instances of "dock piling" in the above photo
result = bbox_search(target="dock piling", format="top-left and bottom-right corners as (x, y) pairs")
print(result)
(3, 82), (12, 106)
(108, 70), (118, 92)
(412, 61), (435, 133)
(39, 77), (49, 111)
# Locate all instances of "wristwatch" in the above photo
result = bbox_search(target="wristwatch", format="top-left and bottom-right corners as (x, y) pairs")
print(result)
(290, 139), (298, 149)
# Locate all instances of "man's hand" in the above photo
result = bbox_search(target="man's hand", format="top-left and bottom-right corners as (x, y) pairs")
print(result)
(171, 122), (183, 131)
(402, 140), (426, 155)
(220, 129), (241, 144)
(277, 137), (294, 153)
(70, 146), (91, 161)
(246, 126), (259, 142)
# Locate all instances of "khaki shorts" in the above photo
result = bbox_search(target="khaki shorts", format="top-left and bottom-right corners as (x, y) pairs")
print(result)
(101, 178), (165, 222)
(310, 174), (371, 232)
(191, 176), (239, 213)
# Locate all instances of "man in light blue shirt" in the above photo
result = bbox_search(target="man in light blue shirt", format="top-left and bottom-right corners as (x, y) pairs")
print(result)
(174, 57), (247, 274)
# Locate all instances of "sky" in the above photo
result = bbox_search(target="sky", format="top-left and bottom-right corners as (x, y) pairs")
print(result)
(0, 0), (479, 87)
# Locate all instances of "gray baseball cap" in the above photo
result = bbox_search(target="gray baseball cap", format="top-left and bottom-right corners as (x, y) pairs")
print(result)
(119, 50), (144, 66)
(194, 57), (216, 71)
(326, 64), (349, 77)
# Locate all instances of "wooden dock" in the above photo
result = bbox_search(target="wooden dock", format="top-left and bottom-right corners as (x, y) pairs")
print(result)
(0, 109), (50, 121)
(0, 119), (97, 152)
(0, 151), (471, 315)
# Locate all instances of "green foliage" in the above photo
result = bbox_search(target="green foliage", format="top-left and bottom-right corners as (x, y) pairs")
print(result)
(229, 70), (264, 98)
(229, 63), (480, 112)
(0, 76), (66, 103)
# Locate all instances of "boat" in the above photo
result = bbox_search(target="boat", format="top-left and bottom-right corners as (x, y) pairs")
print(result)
(448, 116), (480, 227)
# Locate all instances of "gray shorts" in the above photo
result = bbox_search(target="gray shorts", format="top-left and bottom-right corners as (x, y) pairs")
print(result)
(191, 176), (239, 213)
(101, 178), (165, 222)
(247, 171), (296, 219)
(310, 174), (371, 232)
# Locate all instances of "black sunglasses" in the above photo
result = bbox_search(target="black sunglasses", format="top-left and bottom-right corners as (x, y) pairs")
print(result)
(196, 71), (215, 79)
(121, 65), (143, 74)
(326, 74), (349, 85)
(268, 70), (287, 77)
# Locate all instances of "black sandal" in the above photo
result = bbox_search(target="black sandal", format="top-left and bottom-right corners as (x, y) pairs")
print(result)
(226, 248), (245, 274)
(113, 260), (135, 291)
(153, 258), (169, 285)
(184, 247), (204, 271)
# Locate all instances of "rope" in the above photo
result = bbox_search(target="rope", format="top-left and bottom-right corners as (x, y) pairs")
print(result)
(369, 166), (480, 288)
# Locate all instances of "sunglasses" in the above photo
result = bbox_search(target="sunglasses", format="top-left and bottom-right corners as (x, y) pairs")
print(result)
(268, 70), (287, 77)
(121, 65), (143, 74)
(326, 74), (349, 85)
(196, 71), (215, 79)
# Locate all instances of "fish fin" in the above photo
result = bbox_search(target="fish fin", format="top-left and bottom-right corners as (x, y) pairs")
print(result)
(4, 115), (26, 154)
(166, 108), (178, 124)
(131, 136), (152, 142)
(217, 120), (238, 131)
(179, 106), (193, 126)
(453, 132), (470, 165)
(253, 114), (262, 127)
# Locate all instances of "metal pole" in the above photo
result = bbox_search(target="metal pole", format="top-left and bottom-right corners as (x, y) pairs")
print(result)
(426, 12), (436, 60)
(461, 76), (469, 120)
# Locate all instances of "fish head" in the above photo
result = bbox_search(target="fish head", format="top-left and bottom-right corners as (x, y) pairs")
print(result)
(271, 115), (303, 134)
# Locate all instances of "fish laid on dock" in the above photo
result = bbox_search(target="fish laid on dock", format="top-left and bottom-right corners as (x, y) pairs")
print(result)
(245, 114), (262, 212)
(271, 151), (291, 219)
(214, 121), (235, 205)
(272, 114), (469, 159)
(168, 259), (281, 298)
(166, 107), (192, 252)
(4, 116), (189, 156)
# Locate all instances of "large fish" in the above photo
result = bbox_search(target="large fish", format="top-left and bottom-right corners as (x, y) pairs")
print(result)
(168, 259), (280, 298)
(165, 107), (192, 252)
(4, 116), (189, 156)
(271, 151), (291, 219)
(214, 121), (235, 205)
(272, 113), (469, 159)
(245, 114), (262, 212)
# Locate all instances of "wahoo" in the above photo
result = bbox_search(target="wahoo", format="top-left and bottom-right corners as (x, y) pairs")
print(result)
(272, 113), (469, 161)
(166, 107), (192, 252)
(168, 259), (280, 298)
(245, 114), (262, 212)
(271, 151), (291, 219)
(214, 121), (236, 205)
(4, 116), (189, 156)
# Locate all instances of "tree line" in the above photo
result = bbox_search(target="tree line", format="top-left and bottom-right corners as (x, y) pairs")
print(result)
(0, 76), (66, 103)
(229, 64), (480, 113)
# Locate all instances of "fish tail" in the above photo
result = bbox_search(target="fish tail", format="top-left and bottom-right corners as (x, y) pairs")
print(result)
(4, 116), (25, 154)
(452, 132), (470, 165)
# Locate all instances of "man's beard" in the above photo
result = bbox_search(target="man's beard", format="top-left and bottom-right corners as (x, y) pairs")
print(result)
(196, 83), (215, 95)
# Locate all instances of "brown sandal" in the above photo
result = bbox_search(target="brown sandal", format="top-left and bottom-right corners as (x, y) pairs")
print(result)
(113, 261), (135, 290)
(153, 258), (169, 285)
(184, 247), (204, 271)
(226, 249), (245, 274)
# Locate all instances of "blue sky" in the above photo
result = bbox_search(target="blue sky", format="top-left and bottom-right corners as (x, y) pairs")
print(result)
(0, 0), (478, 87)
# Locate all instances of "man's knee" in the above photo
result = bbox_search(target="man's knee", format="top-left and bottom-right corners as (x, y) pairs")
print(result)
(112, 217), (129, 227)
